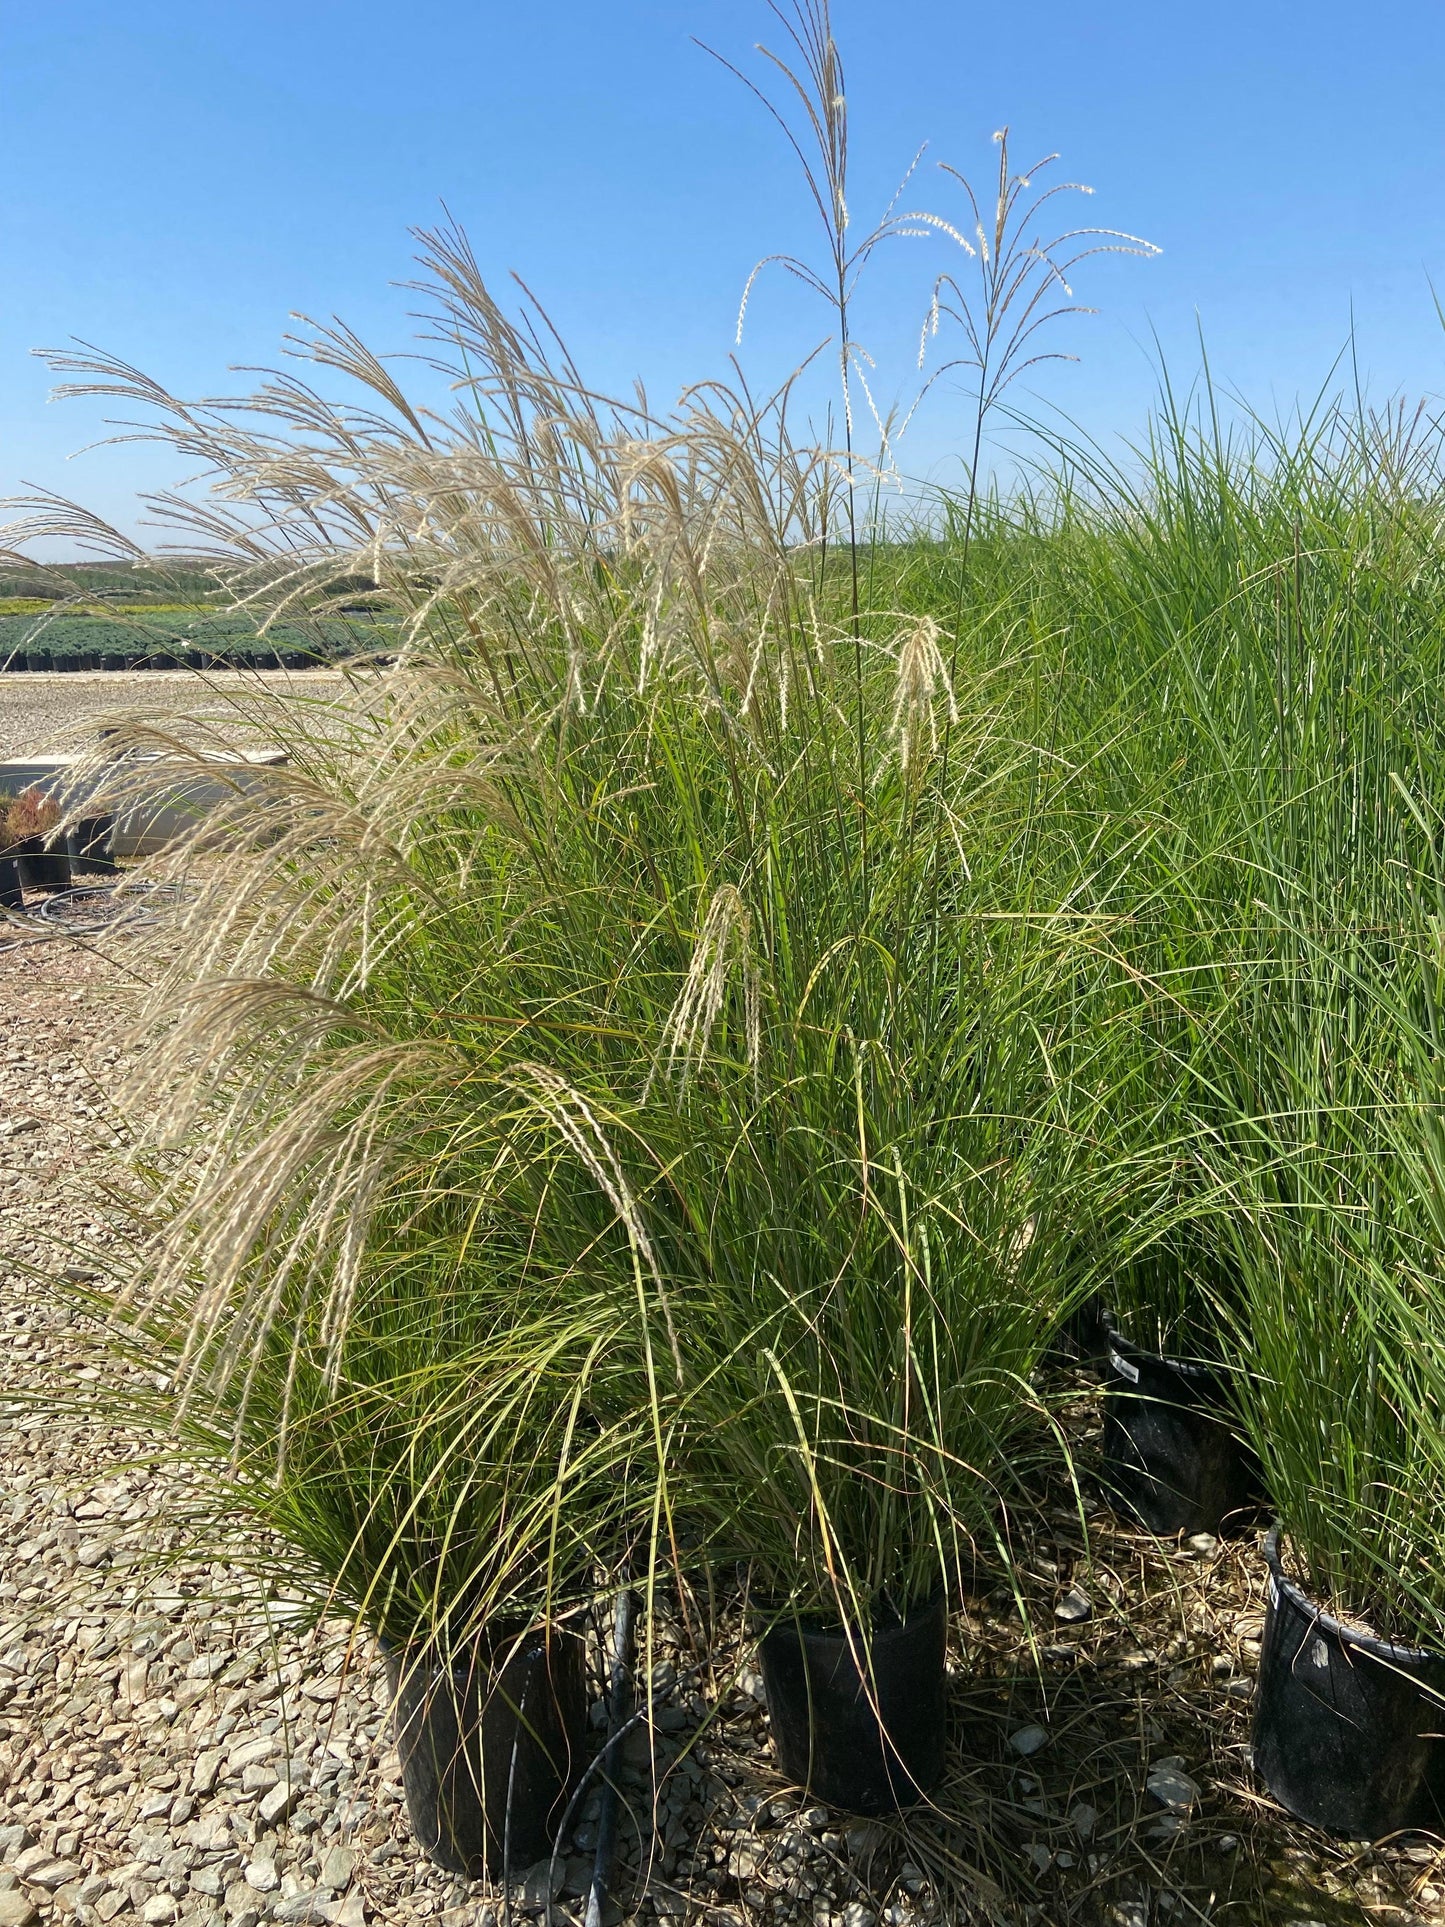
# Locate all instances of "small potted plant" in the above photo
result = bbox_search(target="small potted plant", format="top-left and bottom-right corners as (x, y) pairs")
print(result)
(66, 1231), (624, 1877)
(1217, 928), (1445, 1839)
(64, 813), (118, 876)
(0, 793), (22, 908)
(1097, 1222), (1263, 1538)
(2, 785), (70, 891)
(1223, 1187), (1445, 1837)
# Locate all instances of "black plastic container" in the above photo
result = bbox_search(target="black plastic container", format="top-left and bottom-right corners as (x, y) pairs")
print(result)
(0, 856), (23, 910)
(758, 1591), (947, 1813)
(386, 1624), (587, 1878)
(11, 838), (70, 893)
(1101, 1333), (1261, 1537)
(1253, 1528), (1445, 1836)
(65, 816), (118, 877)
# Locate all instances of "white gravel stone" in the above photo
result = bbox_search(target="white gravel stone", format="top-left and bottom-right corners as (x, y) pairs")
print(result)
(257, 1779), (302, 1828)
(1146, 1762), (1201, 1811)
(317, 1849), (355, 1894)
(19, 1857), (84, 1891)
(0, 670), (344, 760)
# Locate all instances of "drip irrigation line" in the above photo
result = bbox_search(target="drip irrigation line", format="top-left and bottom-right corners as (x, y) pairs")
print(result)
(586, 1586), (637, 1927)
(0, 880), (184, 985)
(32, 879), (184, 929)
(535, 1595), (643, 1927)
(0, 879), (184, 955)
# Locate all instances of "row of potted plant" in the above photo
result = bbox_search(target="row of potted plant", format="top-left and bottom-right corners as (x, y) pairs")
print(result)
(0, 786), (116, 902)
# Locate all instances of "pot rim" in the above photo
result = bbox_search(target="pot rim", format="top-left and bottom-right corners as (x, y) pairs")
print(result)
(755, 1585), (946, 1646)
(1105, 1329), (1228, 1386)
(379, 1608), (590, 1662)
(1262, 1525), (1445, 1669)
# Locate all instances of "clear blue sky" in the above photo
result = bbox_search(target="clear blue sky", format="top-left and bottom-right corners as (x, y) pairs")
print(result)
(3, 0), (1444, 546)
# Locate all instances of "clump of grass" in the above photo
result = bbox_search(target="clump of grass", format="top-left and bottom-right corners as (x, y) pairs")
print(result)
(6, 187), (1150, 1638)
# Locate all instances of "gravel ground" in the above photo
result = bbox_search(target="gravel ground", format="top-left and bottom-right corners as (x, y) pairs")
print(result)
(4, 917), (1445, 1927)
(0, 674), (348, 759)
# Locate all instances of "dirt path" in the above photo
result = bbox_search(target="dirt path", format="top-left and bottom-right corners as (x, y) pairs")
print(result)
(0, 674), (347, 760)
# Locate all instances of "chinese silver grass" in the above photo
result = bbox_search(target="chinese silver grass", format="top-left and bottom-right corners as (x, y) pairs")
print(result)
(6, 228), (1123, 1622)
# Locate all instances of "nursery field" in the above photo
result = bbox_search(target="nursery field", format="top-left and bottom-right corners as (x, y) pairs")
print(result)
(7, 16), (1445, 1925)
(9, 362), (1445, 1923)
(0, 613), (387, 671)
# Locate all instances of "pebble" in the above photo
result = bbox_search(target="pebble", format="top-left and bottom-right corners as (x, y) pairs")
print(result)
(318, 1847), (356, 1892)
(17, 1857), (82, 1891)
(0, 1897), (38, 1927)
(1009, 1724), (1050, 1757)
(258, 1778), (304, 1827)
(1146, 1762), (1202, 1812)
(1054, 1588), (1092, 1623)
(1069, 1802), (1098, 1841)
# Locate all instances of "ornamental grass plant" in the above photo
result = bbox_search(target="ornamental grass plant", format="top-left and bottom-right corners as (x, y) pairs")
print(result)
(1201, 806), (1445, 1650)
(7, 214), (1139, 1651)
(883, 383), (1445, 1361)
(0, 0), (1174, 1665)
(907, 383), (1445, 1641)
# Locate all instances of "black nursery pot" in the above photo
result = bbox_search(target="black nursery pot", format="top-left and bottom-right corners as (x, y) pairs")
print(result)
(1253, 1529), (1445, 1837)
(1101, 1333), (1262, 1537)
(11, 837), (71, 893)
(65, 816), (118, 876)
(0, 855), (23, 910)
(1248, 1533), (1445, 1834)
(386, 1623), (587, 1878)
(758, 1591), (947, 1814)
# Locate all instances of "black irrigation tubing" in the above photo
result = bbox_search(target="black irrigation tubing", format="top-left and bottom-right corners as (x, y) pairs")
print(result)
(0, 880), (184, 956)
(31, 880), (184, 928)
(535, 1588), (644, 1927)
(0, 653), (395, 673)
(586, 1587), (638, 1927)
